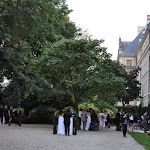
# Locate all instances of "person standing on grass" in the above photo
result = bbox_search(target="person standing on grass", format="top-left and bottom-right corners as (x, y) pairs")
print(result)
(121, 112), (128, 137)
(143, 111), (149, 133)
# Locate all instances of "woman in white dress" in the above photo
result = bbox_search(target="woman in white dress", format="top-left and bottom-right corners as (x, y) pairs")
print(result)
(85, 110), (91, 131)
(100, 111), (105, 128)
(69, 109), (73, 135)
(57, 114), (65, 135)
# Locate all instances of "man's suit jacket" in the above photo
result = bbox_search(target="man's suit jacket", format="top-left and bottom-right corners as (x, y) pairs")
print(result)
(64, 112), (72, 125)
(81, 111), (87, 122)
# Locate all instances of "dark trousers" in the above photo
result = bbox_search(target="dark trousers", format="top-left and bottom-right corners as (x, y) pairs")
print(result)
(122, 124), (127, 136)
(144, 122), (148, 133)
(91, 120), (96, 128)
(79, 117), (81, 129)
(116, 121), (121, 131)
(65, 124), (70, 135)
(73, 122), (77, 135)
(53, 123), (57, 134)
(5, 115), (8, 124)
(83, 121), (86, 130)
(0, 116), (3, 124)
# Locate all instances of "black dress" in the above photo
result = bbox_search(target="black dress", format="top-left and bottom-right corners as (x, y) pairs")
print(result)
(107, 113), (111, 123)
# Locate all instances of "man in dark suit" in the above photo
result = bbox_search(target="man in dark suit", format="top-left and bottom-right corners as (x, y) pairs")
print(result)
(115, 109), (121, 131)
(53, 109), (59, 134)
(64, 109), (72, 136)
(0, 105), (4, 124)
(72, 109), (78, 135)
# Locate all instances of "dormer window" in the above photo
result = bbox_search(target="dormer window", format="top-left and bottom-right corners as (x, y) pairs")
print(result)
(126, 59), (132, 67)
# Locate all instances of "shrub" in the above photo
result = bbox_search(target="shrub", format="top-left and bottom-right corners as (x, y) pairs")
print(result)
(28, 105), (56, 123)
(78, 102), (98, 111)
(62, 106), (74, 112)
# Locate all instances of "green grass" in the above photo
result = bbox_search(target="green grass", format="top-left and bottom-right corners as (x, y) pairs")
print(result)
(129, 132), (150, 150)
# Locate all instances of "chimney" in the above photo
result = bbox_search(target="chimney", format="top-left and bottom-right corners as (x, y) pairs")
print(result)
(147, 15), (150, 22)
(137, 26), (144, 35)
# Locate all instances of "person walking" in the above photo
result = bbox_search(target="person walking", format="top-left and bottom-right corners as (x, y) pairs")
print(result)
(53, 109), (59, 134)
(64, 109), (72, 136)
(143, 111), (149, 133)
(121, 112), (128, 137)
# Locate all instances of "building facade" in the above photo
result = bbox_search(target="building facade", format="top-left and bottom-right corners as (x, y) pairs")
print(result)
(117, 15), (150, 106)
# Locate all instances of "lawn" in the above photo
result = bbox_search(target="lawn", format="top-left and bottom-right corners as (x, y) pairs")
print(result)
(129, 132), (150, 150)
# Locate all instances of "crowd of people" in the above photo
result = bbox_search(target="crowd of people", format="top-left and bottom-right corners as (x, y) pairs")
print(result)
(115, 109), (150, 137)
(53, 108), (111, 136)
(0, 105), (23, 126)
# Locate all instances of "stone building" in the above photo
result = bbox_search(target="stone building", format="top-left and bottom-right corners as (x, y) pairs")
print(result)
(117, 15), (150, 106)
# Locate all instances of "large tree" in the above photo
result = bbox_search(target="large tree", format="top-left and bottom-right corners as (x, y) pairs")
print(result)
(37, 38), (125, 111)
(0, 0), (77, 105)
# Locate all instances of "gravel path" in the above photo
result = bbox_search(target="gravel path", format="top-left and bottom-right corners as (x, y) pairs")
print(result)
(0, 124), (145, 150)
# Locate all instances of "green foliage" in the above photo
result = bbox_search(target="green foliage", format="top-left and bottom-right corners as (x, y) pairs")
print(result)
(129, 132), (150, 150)
(28, 105), (56, 123)
(117, 68), (141, 105)
(105, 108), (114, 117)
(38, 38), (125, 111)
(0, 0), (77, 106)
(78, 102), (98, 111)
(62, 106), (74, 112)
(116, 105), (148, 118)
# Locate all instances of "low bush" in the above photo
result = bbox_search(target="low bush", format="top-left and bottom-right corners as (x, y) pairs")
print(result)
(27, 105), (56, 124)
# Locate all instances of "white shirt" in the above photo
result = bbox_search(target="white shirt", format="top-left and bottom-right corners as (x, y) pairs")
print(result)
(129, 115), (134, 120)
(79, 111), (82, 118)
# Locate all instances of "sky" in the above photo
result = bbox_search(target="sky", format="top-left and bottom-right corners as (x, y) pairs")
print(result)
(67, 0), (150, 60)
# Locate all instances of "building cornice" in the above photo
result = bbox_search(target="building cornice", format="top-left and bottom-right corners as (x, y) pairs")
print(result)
(136, 24), (150, 57)
(118, 55), (136, 58)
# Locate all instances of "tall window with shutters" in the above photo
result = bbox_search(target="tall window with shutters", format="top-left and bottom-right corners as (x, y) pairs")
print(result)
(126, 59), (132, 67)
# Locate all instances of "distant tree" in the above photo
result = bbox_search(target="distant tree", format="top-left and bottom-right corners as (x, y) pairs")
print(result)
(118, 68), (141, 106)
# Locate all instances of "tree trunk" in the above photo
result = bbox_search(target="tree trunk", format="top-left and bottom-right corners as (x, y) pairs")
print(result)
(74, 95), (78, 113)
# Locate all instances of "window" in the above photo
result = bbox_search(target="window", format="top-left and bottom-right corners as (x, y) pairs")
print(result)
(126, 59), (132, 67)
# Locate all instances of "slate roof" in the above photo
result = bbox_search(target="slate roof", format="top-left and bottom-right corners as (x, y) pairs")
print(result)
(119, 28), (145, 56)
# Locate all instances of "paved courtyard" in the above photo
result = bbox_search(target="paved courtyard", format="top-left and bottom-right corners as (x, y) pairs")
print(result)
(0, 124), (145, 150)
